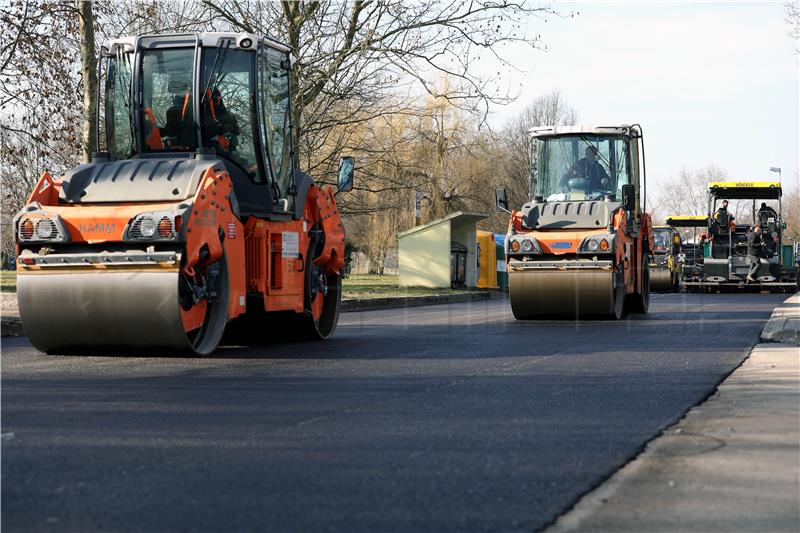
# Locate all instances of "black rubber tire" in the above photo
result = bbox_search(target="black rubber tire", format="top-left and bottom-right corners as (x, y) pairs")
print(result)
(626, 253), (650, 314)
(612, 268), (625, 320)
(186, 255), (229, 355)
(299, 263), (342, 340)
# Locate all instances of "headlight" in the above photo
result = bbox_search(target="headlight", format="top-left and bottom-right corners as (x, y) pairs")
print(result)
(510, 240), (520, 253)
(36, 219), (54, 239)
(16, 214), (68, 243)
(580, 235), (613, 253)
(521, 239), (533, 253)
(139, 216), (157, 238)
(126, 211), (184, 241)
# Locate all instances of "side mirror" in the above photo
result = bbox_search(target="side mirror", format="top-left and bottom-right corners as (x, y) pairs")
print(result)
(495, 187), (510, 213)
(337, 156), (354, 193)
(621, 184), (635, 212)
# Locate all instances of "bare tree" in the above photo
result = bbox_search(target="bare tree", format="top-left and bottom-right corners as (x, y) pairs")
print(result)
(497, 89), (578, 212)
(1, 1), (84, 217)
(781, 174), (800, 241)
(786, 1), (800, 53)
(78, 0), (97, 162)
(653, 165), (727, 220)
(196, 1), (555, 168)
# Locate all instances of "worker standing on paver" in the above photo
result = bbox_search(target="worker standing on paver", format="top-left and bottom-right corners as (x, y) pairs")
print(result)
(746, 224), (763, 283)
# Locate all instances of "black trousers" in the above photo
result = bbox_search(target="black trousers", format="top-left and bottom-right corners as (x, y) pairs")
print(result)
(747, 254), (760, 278)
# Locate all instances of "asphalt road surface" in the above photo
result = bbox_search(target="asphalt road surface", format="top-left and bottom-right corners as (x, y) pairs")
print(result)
(1, 293), (787, 532)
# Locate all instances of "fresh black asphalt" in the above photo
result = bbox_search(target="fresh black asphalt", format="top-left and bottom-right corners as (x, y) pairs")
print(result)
(1, 293), (787, 532)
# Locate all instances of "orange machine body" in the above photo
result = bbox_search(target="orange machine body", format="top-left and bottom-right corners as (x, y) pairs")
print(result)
(17, 167), (345, 329)
(508, 208), (653, 296)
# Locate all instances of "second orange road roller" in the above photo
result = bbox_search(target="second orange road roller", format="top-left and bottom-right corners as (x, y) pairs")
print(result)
(495, 125), (653, 319)
(14, 32), (352, 354)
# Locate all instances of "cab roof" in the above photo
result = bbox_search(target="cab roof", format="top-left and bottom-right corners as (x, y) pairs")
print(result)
(103, 32), (290, 55)
(708, 181), (782, 200)
(665, 215), (710, 228)
(528, 124), (642, 138)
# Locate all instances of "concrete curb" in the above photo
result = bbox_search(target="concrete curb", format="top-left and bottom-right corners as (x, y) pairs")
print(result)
(760, 292), (800, 345)
(546, 294), (800, 532)
(341, 290), (505, 313)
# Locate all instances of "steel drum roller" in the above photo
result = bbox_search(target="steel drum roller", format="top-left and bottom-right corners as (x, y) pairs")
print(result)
(649, 269), (673, 291)
(17, 270), (208, 354)
(509, 270), (616, 319)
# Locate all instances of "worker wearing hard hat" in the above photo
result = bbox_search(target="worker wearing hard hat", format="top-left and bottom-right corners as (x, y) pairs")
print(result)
(746, 224), (763, 283)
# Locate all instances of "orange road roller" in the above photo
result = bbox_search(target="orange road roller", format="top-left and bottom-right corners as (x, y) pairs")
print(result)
(495, 125), (653, 319)
(14, 32), (352, 354)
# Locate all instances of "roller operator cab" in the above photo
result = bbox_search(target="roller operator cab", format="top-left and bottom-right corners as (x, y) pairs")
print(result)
(495, 125), (653, 319)
(682, 182), (798, 292)
(14, 33), (353, 355)
(664, 215), (710, 289)
(650, 225), (681, 292)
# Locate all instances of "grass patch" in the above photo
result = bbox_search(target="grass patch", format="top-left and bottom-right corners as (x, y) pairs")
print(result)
(0, 272), (471, 300)
(1, 271), (16, 293)
(342, 274), (470, 299)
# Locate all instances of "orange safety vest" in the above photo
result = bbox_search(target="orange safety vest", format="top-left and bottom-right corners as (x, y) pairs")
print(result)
(204, 89), (230, 151)
(143, 108), (164, 150)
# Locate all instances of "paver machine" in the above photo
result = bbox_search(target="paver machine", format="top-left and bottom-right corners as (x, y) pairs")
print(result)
(664, 215), (709, 289)
(682, 181), (798, 292)
(495, 125), (653, 319)
(13, 32), (353, 354)
(650, 224), (682, 292)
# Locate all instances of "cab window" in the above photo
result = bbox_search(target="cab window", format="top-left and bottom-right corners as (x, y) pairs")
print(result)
(258, 46), (293, 200)
(199, 48), (260, 181)
(105, 53), (135, 159)
(140, 48), (197, 152)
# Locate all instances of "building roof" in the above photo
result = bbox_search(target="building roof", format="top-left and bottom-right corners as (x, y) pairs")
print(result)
(397, 211), (488, 239)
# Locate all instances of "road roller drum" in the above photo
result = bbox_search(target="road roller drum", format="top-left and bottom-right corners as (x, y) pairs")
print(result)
(18, 269), (227, 354)
(509, 269), (621, 319)
(649, 269), (673, 292)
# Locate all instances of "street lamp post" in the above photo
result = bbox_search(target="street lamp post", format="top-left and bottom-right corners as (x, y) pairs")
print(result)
(769, 166), (781, 183)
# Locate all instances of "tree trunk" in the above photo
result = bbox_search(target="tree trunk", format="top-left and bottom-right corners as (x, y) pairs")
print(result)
(282, 2), (303, 170)
(78, 0), (97, 163)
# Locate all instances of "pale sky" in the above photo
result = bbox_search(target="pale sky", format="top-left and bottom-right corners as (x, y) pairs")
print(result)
(484, 1), (799, 195)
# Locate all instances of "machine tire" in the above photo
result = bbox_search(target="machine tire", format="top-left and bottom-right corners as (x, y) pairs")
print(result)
(626, 253), (650, 314)
(185, 255), (230, 355)
(299, 243), (342, 341)
(612, 268), (625, 320)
